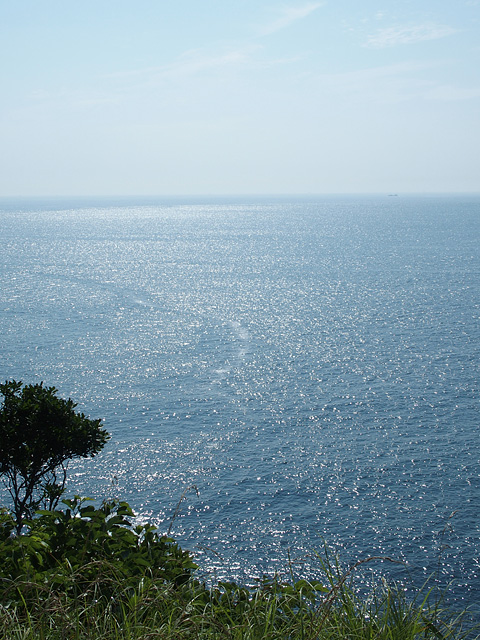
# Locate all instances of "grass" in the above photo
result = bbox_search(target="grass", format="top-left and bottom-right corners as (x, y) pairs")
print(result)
(0, 499), (477, 639)
(1, 552), (477, 640)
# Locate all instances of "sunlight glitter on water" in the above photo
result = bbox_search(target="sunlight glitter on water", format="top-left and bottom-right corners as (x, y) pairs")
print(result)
(0, 195), (479, 610)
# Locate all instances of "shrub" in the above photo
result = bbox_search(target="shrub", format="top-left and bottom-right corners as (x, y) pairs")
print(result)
(0, 497), (197, 604)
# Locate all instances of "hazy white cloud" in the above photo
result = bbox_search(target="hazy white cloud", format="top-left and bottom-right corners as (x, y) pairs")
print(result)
(107, 46), (260, 82)
(259, 2), (324, 36)
(160, 47), (258, 77)
(365, 23), (458, 48)
(314, 61), (435, 97)
(309, 60), (480, 107)
(103, 42), (306, 94)
(13, 48), (261, 116)
(423, 84), (480, 101)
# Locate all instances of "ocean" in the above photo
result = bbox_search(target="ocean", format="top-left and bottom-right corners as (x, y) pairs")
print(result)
(0, 194), (479, 611)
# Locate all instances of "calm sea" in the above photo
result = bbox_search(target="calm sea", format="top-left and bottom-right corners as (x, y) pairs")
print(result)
(1, 195), (479, 611)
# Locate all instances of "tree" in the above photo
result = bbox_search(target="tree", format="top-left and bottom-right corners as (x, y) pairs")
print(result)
(0, 380), (109, 531)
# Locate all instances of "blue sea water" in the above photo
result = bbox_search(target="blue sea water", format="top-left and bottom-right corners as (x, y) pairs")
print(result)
(0, 195), (479, 611)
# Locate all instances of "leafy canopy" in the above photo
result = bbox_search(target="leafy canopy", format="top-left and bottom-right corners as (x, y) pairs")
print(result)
(0, 380), (109, 530)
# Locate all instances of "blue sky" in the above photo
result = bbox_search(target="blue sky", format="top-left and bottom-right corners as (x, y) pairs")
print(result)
(1, 1), (479, 195)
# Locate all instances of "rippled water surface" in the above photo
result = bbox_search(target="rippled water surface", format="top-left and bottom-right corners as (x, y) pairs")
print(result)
(1, 195), (479, 609)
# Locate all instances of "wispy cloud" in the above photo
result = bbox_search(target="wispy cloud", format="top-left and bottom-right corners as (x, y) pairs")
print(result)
(309, 61), (480, 105)
(259, 2), (325, 36)
(157, 47), (258, 77)
(104, 42), (305, 91)
(104, 45), (262, 86)
(17, 47), (263, 115)
(423, 84), (480, 101)
(365, 23), (458, 48)
(313, 61), (437, 101)
(103, 5), (325, 91)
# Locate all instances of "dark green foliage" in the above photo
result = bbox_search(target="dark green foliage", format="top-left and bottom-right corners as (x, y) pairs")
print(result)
(0, 380), (109, 530)
(0, 497), (196, 600)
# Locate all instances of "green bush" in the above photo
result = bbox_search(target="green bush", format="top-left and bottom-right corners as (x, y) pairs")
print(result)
(0, 497), (196, 602)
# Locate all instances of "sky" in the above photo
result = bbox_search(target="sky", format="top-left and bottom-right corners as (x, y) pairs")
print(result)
(1, 0), (479, 196)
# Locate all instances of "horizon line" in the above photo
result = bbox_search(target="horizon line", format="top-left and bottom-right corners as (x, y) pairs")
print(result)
(1, 191), (479, 200)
